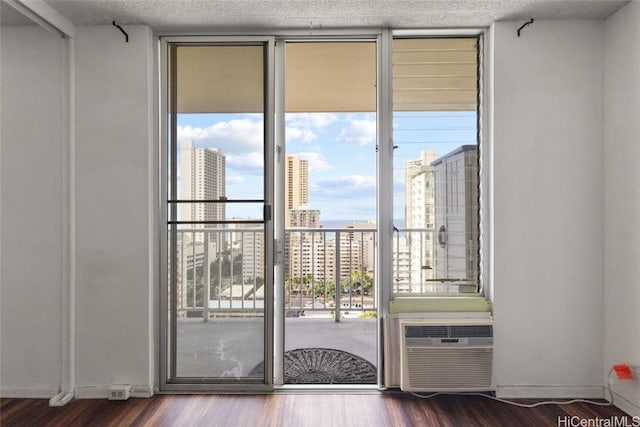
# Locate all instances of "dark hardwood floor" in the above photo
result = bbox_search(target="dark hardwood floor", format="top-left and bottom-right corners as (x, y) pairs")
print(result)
(0, 392), (630, 427)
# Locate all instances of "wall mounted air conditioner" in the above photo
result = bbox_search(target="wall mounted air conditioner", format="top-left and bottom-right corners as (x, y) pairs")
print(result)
(399, 318), (493, 392)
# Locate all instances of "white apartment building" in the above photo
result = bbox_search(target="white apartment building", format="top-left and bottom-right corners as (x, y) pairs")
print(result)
(175, 237), (219, 312)
(432, 145), (478, 288)
(340, 221), (376, 277)
(288, 232), (325, 281)
(288, 206), (320, 228)
(180, 140), (226, 224)
(229, 224), (265, 285)
(288, 231), (364, 284)
(404, 150), (437, 287)
(392, 234), (411, 293)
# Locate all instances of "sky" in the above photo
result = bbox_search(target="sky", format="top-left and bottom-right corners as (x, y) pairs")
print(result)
(176, 111), (477, 223)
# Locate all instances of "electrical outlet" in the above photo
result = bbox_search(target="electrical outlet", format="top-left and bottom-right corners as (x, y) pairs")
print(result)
(108, 384), (131, 400)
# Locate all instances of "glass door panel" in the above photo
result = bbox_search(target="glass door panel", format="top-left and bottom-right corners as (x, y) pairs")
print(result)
(281, 41), (378, 385)
(165, 41), (273, 389)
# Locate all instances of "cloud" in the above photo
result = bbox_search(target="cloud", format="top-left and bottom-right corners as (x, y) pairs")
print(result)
(337, 117), (376, 145)
(177, 119), (264, 154)
(285, 113), (339, 144)
(226, 176), (245, 184)
(313, 175), (376, 198)
(286, 113), (339, 129)
(178, 118), (265, 172)
(286, 127), (317, 143)
(298, 152), (333, 172)
(227, 151), (264, 171)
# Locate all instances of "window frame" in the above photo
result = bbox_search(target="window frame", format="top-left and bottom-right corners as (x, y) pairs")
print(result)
(157, 28), (491, 392)
(386, 29), (489, 300)
(159, 35), (276, 393)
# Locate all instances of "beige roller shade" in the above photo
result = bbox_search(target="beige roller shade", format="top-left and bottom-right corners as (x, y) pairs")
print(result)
(175, 42), (377, 114)
(393, 38), (478, 112)
(174, 39), (477, 114)
(285, 42), (377, 113)
(176, 45), (265, 114)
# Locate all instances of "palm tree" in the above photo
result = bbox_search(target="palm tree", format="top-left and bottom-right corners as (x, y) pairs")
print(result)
(347, 268), (373, 296)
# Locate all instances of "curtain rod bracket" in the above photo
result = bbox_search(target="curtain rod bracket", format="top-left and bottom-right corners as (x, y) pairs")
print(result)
(112, 20), (129, 43)
(517, 18), (534, 37)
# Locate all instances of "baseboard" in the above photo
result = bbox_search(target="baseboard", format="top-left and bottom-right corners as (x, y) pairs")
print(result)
(0, 385), (60, 399)
(611, 391), (640, 418)
(496, 385), (605, 399)
(131, 385), (155, 398)
(74, 385), (154, 399)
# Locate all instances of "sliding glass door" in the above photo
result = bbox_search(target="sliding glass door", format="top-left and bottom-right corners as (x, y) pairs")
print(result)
(279, 40), (379, 385)
(162, 38), (274, 391)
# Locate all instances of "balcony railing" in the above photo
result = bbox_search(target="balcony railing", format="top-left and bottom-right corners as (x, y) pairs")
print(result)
(392, 227), (478, 294)
(284, 227), (377, 319)
(171, 226), (475, 320)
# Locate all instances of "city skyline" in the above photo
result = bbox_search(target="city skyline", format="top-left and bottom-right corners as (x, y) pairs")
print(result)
(177, 111), (477, 223)
(174, 115), (479, 307)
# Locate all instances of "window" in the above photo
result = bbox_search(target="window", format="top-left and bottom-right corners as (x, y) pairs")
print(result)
(391, 37), (480, 295)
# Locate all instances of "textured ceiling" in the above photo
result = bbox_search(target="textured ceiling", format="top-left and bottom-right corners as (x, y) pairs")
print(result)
(1, 0), (631, 30)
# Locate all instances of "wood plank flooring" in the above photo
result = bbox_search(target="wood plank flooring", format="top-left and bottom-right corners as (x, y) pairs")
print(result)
(0, 392), (631, 427)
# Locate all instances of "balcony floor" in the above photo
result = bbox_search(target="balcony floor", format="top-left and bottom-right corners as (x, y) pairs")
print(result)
(175, 316), (377, 383)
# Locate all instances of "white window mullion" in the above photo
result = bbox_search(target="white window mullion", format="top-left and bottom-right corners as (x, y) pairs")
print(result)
(377, 29), (394, 388)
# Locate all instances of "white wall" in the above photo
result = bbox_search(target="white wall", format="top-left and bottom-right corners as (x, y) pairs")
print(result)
(604, 1), (640, 416)
(0, 26), (66, 397)
(73, 25), (155, 396)
(492, 21), (606, 397)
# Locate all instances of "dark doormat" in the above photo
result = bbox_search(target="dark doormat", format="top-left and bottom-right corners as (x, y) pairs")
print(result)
(250, 348), (377, 384)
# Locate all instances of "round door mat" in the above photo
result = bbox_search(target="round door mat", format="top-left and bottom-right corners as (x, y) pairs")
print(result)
(250, 348), (377, 384)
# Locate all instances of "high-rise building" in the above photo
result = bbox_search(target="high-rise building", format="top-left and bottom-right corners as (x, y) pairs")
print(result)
(288, 232), (363, 283)
(229, 223), (265, 286)
(284, 154), (312, 276)
(432, 145), (478, 290)
(341, 221), (376, 278)
(180, 140), (226, 223)
(289, 206), (320, 228)
(405, 150), (436, 230)
(404, 150), (437, 289)
(392, 234), (411, 293)
(285, 154), (308, 226)
(288, 232), (324, 281)
(177, 140), (226, 311)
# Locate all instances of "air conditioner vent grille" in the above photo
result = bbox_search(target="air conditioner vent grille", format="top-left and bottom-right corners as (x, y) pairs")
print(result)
(450, 325), (493, 338)
(405, 325), (493, 338)
(405, 325), (448, 338)
(405, 347), (493, 390)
